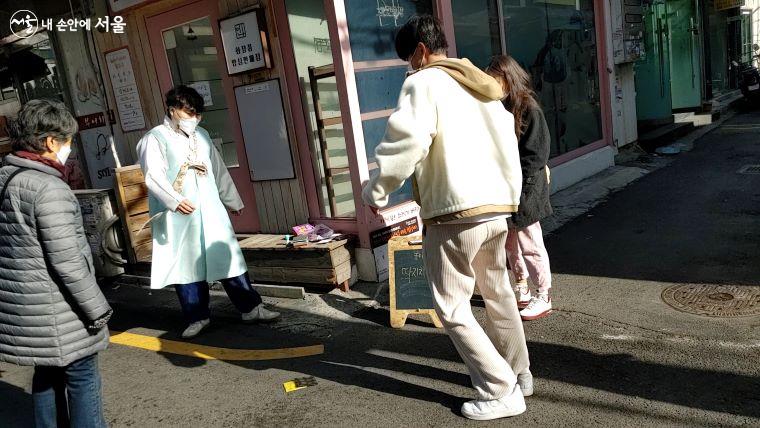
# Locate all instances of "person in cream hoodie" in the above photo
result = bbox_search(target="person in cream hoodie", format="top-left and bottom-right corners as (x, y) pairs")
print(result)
(362, 15), (532, 421)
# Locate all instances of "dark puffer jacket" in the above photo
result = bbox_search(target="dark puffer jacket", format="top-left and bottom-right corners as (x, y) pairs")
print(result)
(509, 105), (553, 228)
(0, 154), (110, 366)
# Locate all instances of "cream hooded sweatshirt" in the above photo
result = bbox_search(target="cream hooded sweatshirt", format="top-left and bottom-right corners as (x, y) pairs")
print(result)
(362, 58), (522, 225)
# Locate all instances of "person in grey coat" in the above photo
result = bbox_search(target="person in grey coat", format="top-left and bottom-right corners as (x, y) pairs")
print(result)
(0, 99), (112, 428)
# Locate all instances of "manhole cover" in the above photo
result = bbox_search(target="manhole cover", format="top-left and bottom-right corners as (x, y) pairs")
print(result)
(737, 165), (760, 174)
(661, 284), (760, 317)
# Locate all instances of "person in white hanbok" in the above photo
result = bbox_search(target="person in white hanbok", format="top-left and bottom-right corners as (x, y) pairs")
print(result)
(136, 86), (279, 338)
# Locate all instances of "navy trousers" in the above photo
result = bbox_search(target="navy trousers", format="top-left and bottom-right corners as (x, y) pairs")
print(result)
(174, 272), (262, 323)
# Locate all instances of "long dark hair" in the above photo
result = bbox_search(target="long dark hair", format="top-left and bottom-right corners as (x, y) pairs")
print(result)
(486, 55), (539, 139)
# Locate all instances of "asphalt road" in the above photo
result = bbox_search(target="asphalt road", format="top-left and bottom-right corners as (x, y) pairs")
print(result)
(1, 110), (759, 427)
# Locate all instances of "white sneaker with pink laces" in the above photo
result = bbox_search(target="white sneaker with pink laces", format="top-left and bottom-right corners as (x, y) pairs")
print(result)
(520, 294), (552, 321)
(514, 282), (532, 309)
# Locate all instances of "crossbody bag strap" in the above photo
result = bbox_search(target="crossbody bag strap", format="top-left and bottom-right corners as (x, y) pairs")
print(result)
(0, 167), (30, 206)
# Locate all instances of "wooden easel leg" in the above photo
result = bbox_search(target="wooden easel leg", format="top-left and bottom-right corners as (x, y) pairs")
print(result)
(390, 312), (408, 329)
(429, 311), (443, 329)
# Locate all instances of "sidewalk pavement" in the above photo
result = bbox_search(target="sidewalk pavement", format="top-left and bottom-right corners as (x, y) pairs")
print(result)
(2, 105), (758, 427)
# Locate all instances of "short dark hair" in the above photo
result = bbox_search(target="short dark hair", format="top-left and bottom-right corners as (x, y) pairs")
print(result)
(9, 99), (78, 153)
(394, 14), (448, 61)
(165, 85), (205, 115)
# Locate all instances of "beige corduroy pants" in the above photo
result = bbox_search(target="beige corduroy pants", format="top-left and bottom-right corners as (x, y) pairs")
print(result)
(423, 219), (530, 400)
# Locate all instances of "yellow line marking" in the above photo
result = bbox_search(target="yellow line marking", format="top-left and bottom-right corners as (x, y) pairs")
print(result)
(109, 330), (324, 361)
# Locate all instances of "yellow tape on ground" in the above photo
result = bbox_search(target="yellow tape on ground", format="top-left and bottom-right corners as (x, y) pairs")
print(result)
(109, 331), (324, 361)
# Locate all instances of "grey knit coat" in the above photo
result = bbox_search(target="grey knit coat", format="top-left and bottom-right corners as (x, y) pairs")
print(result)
(0, 154), (110, 366)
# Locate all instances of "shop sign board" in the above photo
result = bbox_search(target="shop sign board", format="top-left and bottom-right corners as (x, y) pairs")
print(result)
(219, 10), (271, 75)
(715, 0), (744, 10)
(58, 30), (123, 189)
(370, 217), (420, 282)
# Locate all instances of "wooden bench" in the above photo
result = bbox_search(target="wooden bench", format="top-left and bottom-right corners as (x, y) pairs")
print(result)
(239, 235), (355, 292)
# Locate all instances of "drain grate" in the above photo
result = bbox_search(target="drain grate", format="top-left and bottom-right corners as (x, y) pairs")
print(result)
(662, 284), (760, 318)
(738, 165), (760, 174)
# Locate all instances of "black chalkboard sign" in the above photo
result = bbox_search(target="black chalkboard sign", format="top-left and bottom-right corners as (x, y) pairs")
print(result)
(393, 249), (432, 310)
(388, 235), (442, 328)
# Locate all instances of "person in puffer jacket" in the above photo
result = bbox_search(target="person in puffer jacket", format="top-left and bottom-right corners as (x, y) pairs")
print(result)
(0, 99), (112, 428)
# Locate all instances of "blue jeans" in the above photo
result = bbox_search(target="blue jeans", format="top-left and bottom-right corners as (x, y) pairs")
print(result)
(32, 353), (106, 428)
(174, 272), (263, 323)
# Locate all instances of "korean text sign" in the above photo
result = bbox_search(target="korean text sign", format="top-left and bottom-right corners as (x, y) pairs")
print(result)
(219, 10), (269, 74)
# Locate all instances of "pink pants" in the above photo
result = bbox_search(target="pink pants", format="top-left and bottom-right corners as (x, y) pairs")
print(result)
(506, 221), (552, 294)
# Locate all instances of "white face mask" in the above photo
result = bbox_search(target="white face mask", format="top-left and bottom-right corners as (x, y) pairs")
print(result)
(406, 47), (423, 77)
(177, 117), (199, 135)
(56, 143), (72, 165)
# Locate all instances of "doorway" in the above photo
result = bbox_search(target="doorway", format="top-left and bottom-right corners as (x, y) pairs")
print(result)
(635, 0), (705, 125)
(669, 0), (703, 110)
(635, 0), (673, 123)
(145, 0), (260, 232)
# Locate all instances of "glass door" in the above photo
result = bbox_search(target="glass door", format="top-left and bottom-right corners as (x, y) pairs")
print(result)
(160, 17), (239, 167)
(146, 0), (260, 232)
(284, 0), (356, 219)
(635, 0), (673, 122)
(669, 0), (703, 110)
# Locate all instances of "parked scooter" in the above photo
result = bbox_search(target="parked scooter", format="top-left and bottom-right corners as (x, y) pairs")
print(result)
(734, 44), (760, 102)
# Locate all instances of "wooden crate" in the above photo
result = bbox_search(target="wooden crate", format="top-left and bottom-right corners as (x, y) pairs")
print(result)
(239, 235), (354, 291)
(114, 165), (152, 265)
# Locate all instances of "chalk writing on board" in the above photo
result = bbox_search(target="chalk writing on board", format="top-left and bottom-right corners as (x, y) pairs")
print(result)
(400, 265), (424, 283)
(393, 248), (434, 310)
(377, 0), (404, 27)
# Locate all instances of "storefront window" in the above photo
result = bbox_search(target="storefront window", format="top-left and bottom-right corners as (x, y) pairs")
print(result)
(452, 0), (503, 69)
(505, 0), (602, 157)
(344, 0), (434, 208)
(162, 17), (240, 167)
(286, 0), (356, 218)
(454, 0), (604, 158)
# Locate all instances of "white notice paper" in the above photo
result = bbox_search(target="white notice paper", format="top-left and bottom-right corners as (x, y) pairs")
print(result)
(189, 81), (213, 106)
(105, 48), (146, 132)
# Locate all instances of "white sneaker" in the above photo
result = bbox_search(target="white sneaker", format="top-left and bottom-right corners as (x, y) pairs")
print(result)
(242, 304), (281, 323)
(461, 384), (526, 421)
(517, 372), (534, 397)
(515, 282), (532, 309)
(181, 319), (210, 339)
(520, 294), (552, 321)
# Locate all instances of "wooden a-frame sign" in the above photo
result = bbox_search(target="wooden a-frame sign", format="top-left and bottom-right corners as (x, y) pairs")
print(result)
(388, 235), (442, 329)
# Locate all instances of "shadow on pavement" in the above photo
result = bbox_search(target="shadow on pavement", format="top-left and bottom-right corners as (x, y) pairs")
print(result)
(104, 282), (760, 420)
(0, 375), (33, 427)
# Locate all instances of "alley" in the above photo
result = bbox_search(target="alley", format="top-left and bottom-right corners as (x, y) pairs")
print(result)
(1, 110), (759, 427)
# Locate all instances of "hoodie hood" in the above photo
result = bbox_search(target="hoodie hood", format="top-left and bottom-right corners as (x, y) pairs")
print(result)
(419, 58), (504, 101)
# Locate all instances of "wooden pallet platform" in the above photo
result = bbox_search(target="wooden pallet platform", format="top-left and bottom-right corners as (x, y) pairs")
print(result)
(239, 235), (354, 292)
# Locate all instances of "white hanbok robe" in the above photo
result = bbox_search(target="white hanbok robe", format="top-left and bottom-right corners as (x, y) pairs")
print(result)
(136, 117), (247, 289)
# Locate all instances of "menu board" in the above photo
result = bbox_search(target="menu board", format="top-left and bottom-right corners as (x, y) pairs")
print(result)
(104, 47), (146, 132)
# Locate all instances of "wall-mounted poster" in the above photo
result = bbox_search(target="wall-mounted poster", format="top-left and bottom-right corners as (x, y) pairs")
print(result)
(219, 10), (271, 75)
(104, 47), (146, 132)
